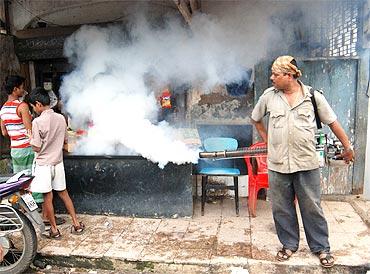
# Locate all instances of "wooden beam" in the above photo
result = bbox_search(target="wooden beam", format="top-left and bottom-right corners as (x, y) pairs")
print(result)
(174, 0), (192, 25)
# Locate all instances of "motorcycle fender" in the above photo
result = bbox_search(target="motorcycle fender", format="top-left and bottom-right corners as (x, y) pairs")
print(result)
(18, 199), (46, 233)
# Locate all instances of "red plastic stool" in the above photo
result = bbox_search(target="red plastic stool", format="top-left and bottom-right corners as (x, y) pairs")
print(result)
(244, 142), (268, 217)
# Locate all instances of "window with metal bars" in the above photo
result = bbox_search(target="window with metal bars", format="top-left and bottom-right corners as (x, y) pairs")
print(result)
(274, 1), (362, 58)
(327, 1), (360, 57)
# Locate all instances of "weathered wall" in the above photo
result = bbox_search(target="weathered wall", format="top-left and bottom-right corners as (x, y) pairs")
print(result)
(0, 35), (20, 158)
(350, 0), (370, 194)
(188, 85), (253, 125)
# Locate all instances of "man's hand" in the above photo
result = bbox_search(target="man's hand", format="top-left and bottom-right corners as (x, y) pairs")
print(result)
(340, 147), (355, 164)
(25, 129), (32, 139)
(252, 119), (268, 143)
(31, 145), (41, 153)
(328, 121), (354, 164)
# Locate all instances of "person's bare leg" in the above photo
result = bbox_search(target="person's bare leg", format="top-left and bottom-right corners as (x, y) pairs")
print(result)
(43, 192), (58, 234)
(56, 190), (79, 227)
(42, 203), (46, 220)
(0, 245), (4, 262)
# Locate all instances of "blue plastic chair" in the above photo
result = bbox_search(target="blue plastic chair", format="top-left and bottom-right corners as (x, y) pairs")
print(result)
(199, 137), (240, 216)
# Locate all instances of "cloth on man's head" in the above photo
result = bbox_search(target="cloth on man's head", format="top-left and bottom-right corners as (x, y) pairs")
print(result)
(271, 55), (302, 78)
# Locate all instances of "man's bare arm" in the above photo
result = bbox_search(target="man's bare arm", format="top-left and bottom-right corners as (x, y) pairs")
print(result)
(0, 120), (8, 136)
(328, 120), (354, 163)
(17, 103), (32, 130)
(252, 119), (268, 143)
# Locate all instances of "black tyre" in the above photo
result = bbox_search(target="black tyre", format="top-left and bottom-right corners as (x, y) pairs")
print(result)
(0, 208), (37, 274)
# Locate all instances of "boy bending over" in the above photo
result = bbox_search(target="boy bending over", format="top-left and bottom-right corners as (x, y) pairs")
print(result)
(28, 87), (84, 238)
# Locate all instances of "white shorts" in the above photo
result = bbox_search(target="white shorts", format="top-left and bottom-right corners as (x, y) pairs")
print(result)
(30, 161), (66, 193)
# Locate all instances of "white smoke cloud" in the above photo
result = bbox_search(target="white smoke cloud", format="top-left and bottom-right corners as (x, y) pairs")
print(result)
(60, 5), (279, 167)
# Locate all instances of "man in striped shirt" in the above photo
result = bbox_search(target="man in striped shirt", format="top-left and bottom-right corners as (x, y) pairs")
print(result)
(0, 75), (34, 174)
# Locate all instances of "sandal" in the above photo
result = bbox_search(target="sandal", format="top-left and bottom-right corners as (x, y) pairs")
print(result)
(44, 229), (62, 240)
(318, 251), (335, 268)
(276, 247), (295, 261)
(71, 221), (85, 235)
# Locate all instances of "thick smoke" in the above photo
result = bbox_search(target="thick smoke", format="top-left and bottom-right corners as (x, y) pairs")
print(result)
(60, 4), (279, 167)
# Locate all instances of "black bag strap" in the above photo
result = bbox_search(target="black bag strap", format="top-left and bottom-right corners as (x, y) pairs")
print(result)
(309, 87), (322, 129)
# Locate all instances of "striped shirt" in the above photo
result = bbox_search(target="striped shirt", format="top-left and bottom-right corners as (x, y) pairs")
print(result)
(0, 100), (31, 148)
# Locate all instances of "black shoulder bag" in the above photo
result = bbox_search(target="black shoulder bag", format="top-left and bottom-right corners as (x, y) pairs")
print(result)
(309, 87), (322, 129)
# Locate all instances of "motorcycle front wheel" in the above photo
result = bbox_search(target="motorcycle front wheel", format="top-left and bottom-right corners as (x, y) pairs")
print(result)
(0, 208), (37, 274)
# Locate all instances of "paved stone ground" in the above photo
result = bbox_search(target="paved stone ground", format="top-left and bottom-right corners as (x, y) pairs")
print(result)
(31, 197), (370, 274)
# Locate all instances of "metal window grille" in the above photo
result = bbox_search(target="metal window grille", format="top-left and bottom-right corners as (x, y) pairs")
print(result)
(293, 1), (361, 58)
(272, 1), (362, 58)
(327, 1), (360, 57)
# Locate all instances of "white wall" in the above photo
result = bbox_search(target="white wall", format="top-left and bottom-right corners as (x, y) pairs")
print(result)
(365, 97), (370, 199)
(363, 0), (370, 200)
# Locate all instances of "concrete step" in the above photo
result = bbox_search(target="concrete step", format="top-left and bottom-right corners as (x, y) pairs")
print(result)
(35, 253), (370, 274)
